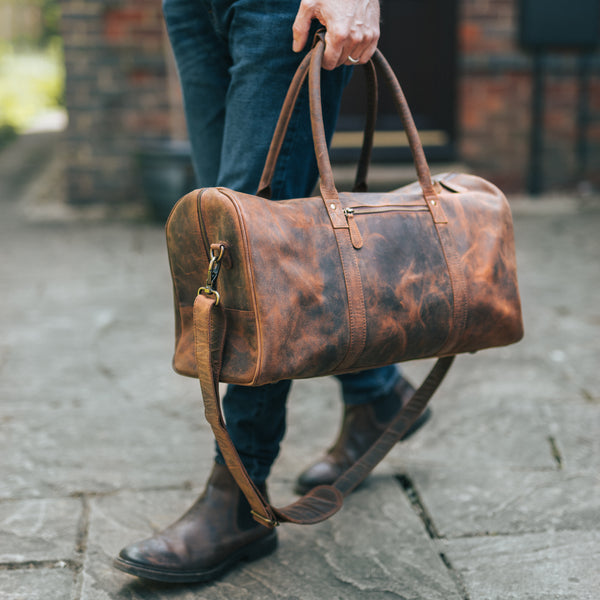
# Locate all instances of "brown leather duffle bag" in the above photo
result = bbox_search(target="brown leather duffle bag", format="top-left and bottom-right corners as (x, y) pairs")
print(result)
(165, 34), (524, 528)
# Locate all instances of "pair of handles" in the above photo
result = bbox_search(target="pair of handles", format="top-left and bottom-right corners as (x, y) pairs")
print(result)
(257, 31), (438, 204)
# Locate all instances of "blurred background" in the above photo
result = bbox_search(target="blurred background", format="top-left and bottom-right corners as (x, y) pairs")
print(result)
(1, 0), (599, 220)
(0, 0), (63, 142)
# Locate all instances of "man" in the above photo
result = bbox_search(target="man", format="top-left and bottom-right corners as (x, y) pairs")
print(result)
(114, 0), (429, 583)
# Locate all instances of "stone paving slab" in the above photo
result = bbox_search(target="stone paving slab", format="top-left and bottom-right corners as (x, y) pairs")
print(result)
(516, 303), (600, 400)
(391, 371), (599, 470)
(82, 478), (463, 600)
(0, 567), (75, 600)
(542, 401), (600, 471)
(388, 389), (560, 472)
(0, 401), (210, 500)
(512, 212), (600, 399)
(0, 497), (83, 564)
(0, 221), (213, 500)
(276, 353), (575, 486)
(1, 135), (599, 599)
(0, 223), (177, 410)
(403, 465), (599, 538)
(441, 529), (600, 600)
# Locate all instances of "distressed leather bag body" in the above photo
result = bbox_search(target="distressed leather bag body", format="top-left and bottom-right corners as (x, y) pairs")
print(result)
(165, 35), (523, 528)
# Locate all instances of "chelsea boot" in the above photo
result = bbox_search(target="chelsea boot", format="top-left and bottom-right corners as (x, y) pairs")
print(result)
(113, 463), (277, 583)
(294, 377), (431, 495)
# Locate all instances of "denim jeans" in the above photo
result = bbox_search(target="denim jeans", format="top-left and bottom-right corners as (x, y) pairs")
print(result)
(164, 0), (399, 483)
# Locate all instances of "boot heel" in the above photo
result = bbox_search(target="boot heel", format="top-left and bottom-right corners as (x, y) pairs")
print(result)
(241, 530), (278, 563)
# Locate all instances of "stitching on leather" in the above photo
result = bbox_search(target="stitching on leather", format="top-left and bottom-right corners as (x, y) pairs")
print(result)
(215, 188), (263, 386)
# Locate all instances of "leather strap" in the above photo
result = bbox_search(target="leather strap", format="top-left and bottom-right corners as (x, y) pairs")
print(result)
(260, 34), (438, 211)
(257, 32), (378, 199)
(303, 33), (438, 211)
(306, 41), (368, 371)
(353, 59), (378, 193)
(365, 45), (468, 354)
(368, 52), (469, 353)
(192, 35), (457, 526)
(305, 38), (459, 363)
(257, 51), (312, 200)
(193, 292), (454, 527)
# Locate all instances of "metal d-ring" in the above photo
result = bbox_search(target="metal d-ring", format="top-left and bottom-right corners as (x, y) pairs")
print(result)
(197, 244), (226, 305)
(197, 286), (221, 305)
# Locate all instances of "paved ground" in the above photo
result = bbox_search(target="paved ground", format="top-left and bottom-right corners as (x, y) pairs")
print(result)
(1, 132), (599, 600)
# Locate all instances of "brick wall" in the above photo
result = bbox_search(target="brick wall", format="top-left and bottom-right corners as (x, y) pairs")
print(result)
(459, 0), (600, 192)
(60, 0), (182, 205)
(0, 4), (43, 43)
(60, 0), (599, 204)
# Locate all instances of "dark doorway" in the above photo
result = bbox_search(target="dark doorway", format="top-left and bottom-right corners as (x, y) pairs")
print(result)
(334, 0), (458, 163)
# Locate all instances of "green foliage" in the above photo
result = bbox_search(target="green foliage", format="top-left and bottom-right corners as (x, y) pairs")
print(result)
(1, 0), (62, 50)
(0, 122), (17, 151)
(0, 0), (64, 144)
(0, 40), (64, 134)
(41, 0), (62, 47)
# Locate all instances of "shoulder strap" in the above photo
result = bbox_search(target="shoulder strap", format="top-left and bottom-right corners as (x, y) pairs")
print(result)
(193, 292), (454, 527)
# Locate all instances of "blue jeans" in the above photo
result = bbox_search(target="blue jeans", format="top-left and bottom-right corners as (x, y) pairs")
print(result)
(163, 0), (399, 483)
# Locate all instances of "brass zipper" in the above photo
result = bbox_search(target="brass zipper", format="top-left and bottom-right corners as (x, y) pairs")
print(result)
(344, 204), (428, 215)
(343, 207), (363, 249)
(343, 205), (427, 250)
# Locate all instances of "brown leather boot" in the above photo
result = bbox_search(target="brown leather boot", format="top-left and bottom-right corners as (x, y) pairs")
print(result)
(113, 463), (277, 583)
(294, 378), (431, 495)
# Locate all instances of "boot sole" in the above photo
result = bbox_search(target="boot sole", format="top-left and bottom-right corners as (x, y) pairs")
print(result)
(112, 530), (278, 584)
(294, 407), (432, 495)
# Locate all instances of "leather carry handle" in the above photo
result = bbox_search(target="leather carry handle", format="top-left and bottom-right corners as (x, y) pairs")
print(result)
(257, 34), (378, 198)
(309, 32), (437, 207)
(258, 32), (437, 203)
(193, 291), (454, 527)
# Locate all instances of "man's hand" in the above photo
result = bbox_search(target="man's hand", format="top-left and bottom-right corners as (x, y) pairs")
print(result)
(292, 0), (380, 70)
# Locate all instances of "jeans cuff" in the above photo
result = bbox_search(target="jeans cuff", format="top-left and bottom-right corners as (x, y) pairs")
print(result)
(342, 373), (401, 405)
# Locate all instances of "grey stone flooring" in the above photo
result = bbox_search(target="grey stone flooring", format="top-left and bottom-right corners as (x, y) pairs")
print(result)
(1, 133), (598, 599)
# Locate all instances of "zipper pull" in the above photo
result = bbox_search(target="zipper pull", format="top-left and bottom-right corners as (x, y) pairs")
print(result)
(344, 207), (363, 249)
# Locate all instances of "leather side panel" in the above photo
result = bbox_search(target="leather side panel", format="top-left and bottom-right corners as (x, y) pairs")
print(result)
(439, 175), (524, 353)
(200, 188), (260, 384)
(220, 190), (351, 384)
(345, 206), (453, 369)
(166, 189), (209, 378)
